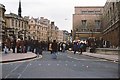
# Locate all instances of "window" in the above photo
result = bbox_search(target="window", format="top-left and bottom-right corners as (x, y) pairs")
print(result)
(81, 11), (88, 14)
(29, 25), (30, 29)
(12, 19), (14, 26)
(15, 20), (17, 27)
(95, 20), (101, 29)
(22, 22), (24, 28)
(88, 11), (94, 14)
(81, 20), (87, 28)
(0, 11), (1, 17)
(19, 21), (20, 27)
(113, 3), (115, 11)
(95, 11), (101, 14)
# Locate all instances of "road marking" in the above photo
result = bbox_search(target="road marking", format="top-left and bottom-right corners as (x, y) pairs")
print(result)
(18, 62), (31, 78)
(65, 64), (68, 66)
(48, 64), (50, 66)
(86, 66), (89, 68)
(5, 63), (22, 78)
(57, 64), (59, 66)
(39, 64), (41, 66)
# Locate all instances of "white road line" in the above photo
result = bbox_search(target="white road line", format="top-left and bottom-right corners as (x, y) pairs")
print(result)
(86, 66), (89, 68)
(48, 64), (50, 66)
(18, 62), (31, 78)
(5, 63), (22, 78)
(65, 64), (68, 66)
(57, 64), (59, 66)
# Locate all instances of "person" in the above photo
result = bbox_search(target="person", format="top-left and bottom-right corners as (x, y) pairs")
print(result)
(62, 43), (66, 52)
(11, 36), (16, 53)
(49, 42), (52, 54)
(51, 40), (58, 59)
(20, 38), (24, 53)
(73, 41), (78, 54)
(35, 40), (43, 57)
(3, 44), (8, 54)
(16, 38), (21, 53)
(78, 41), (83, 54)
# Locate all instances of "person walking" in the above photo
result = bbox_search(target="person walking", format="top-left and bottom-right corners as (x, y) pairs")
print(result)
(51, 40), (58, 59)
(11, 36), (16, 53)
(35, 40), (43, 57)
(49, 42), (52, 54)
(73, 41), (78, 54)
(78, 41), (83, 54)
(62, 42), (66, 52)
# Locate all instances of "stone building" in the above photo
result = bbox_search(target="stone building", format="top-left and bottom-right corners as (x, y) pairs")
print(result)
(0, 4), (6, 40)
(48, 22), (59, 42)
(28, 17), (50, 41)
(102, 0), (120, 47)
(5, 13), (28, 39)
(72, 6), (103, 41)
(28, 17), (40, 40)
(40, 17), (50, 41)
(0, 3), (6, 50)
(57, 30), (63, 42)
(63, 30), (70, 43)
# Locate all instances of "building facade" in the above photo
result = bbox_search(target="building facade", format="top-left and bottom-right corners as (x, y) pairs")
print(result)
(57, 30), (63, 42)
(0, 4), (6, 41)
(63, 30), (70, 43)
(5, 13), (28, 39)
(102, 0), (120, 47)
(48, 22), (59, 42)
(73, 6), (103, 41)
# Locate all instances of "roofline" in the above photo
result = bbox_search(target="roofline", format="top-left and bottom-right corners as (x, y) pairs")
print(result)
(75, 6), (104, 8)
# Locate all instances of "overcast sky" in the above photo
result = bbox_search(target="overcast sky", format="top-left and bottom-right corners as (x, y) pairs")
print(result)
(0, 0), (107, 32)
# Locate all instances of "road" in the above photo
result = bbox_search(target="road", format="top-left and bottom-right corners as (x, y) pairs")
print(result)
(2, 51), (118, 78)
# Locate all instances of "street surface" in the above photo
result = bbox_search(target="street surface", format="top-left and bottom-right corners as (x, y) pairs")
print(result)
(2, 51), (118, 78)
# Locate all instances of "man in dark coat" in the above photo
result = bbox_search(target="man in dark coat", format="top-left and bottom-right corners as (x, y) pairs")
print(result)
(51, 40), (58, 59)
(11, 36), (16, 53)
(35, 40), (43, 57)
(51, 40), (58, 53)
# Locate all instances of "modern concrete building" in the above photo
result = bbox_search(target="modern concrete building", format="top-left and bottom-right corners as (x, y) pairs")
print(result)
(72, 6), (103, 41)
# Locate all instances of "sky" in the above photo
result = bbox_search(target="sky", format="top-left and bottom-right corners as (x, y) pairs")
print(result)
(0, 0), (107, 33)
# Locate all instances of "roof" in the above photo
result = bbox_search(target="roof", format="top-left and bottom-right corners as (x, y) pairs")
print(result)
(75, 6), (104, 8)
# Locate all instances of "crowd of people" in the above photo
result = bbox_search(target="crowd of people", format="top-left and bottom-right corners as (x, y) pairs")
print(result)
(2, 37), (48, 55)
(2, 36), (113, 57)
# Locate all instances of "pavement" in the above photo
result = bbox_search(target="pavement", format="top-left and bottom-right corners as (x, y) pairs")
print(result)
(0, 52), (38, 63)
(0, 50), (118, 63)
